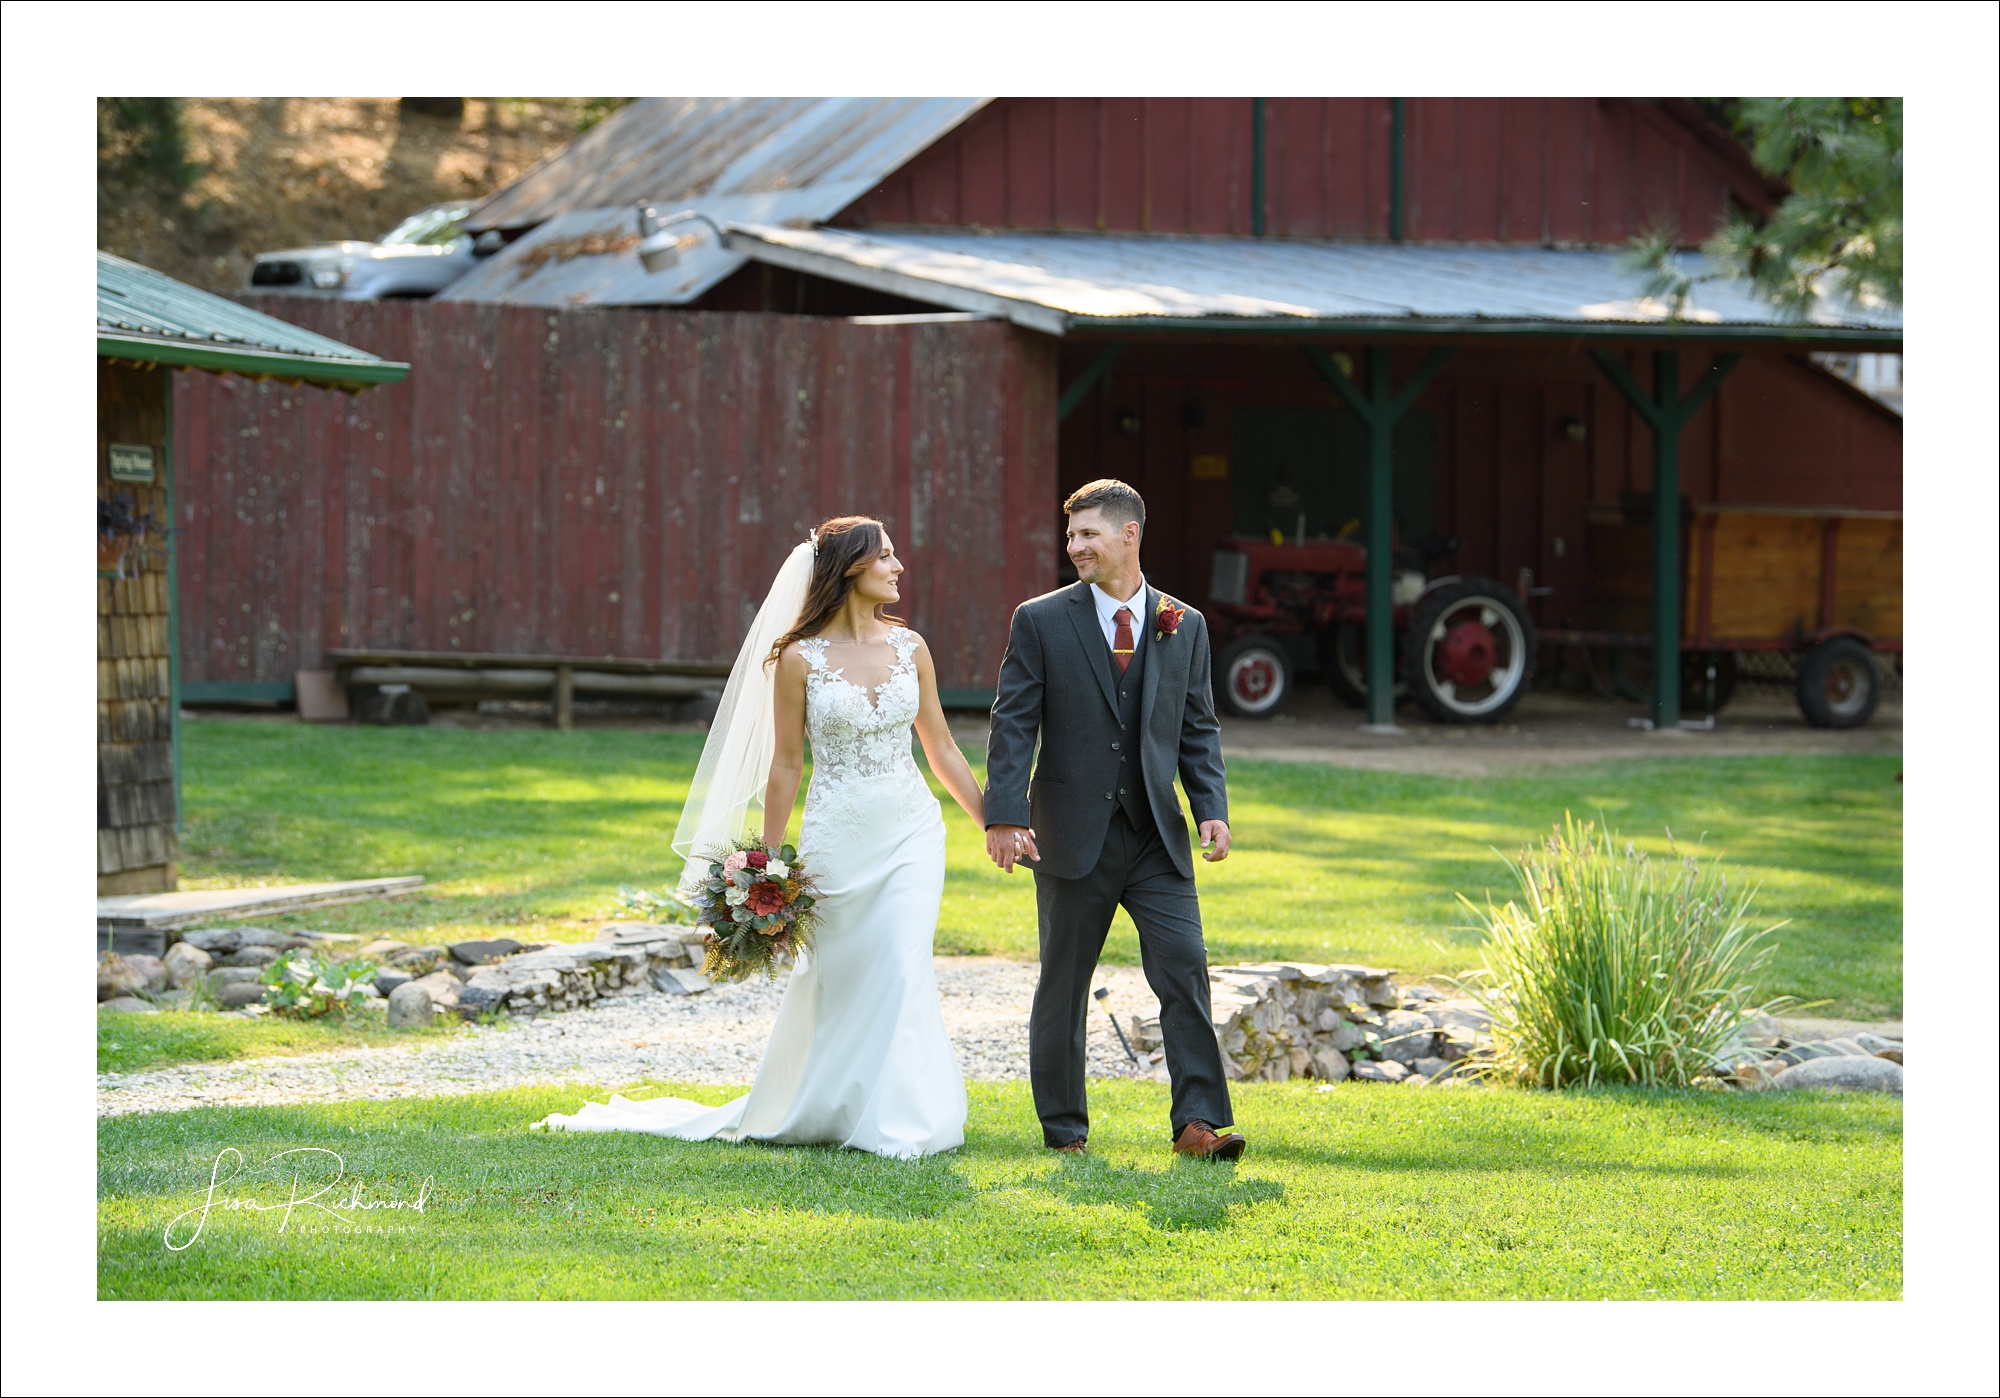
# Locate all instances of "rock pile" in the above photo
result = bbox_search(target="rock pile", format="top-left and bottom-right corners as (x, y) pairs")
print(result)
(96, 922), (716, 1024)
(1128, 962), (1493, 1086)
(1730, 1026), (1905, 1096)
(344, 923), (714, 1021)
(448, 923), (711, 1018)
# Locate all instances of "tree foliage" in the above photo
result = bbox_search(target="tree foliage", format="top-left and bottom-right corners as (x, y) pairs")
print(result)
(98, 98), (201, 206)
(1627, 98), (1901, 320)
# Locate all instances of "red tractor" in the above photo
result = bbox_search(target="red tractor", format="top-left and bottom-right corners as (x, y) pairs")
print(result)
(1203, 535), (1537, 723)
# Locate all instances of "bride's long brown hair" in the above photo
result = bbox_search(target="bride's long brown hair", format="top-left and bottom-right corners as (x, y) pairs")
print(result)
(766, 516), (905, 670)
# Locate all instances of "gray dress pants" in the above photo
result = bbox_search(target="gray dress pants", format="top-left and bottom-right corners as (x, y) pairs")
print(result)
(1029, 807), (1234, 1147)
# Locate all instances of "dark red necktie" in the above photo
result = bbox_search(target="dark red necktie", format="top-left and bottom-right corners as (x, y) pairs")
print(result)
(1113, 607), (1135, 673)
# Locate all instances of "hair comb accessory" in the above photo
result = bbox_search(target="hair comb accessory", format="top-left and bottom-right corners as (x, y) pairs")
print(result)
(808, 528), (819, 557)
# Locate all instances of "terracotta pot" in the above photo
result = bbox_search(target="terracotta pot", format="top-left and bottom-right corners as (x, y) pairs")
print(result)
(97, 536), (129, 575)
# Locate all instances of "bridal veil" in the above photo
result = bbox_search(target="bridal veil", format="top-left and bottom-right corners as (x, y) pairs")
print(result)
(671, 539), (815, 894)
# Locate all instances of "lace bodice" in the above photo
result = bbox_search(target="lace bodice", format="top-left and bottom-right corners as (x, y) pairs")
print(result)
(798, 628), (930, 838)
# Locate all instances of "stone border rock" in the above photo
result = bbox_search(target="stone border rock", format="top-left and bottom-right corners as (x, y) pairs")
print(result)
(1125, 962), (1493, 1087)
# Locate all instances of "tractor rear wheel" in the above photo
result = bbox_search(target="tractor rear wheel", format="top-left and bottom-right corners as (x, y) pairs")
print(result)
(1217, 635), (1293, 719)
(1403, 578), (1536, 723)
(1795, 638), (1881, 728)
(1326, 622), (1406, 709)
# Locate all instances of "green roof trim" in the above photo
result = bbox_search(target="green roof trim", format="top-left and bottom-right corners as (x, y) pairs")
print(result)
(97, 335), (410, 384)
(96, 252), (409, 390)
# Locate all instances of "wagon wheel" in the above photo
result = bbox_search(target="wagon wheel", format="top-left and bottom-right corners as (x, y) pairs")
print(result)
(1216, 635), (1293, 719)
(1325, 622), (1407, 710)
(1402, 577), (1536, 723)
(1795, 638), (1881, 729)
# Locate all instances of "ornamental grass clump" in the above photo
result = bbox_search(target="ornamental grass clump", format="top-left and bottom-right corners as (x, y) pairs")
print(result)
(1459, 814), (1791, 1089)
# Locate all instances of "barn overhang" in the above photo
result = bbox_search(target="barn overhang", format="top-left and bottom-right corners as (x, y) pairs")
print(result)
(97, 252), (410, 391)
(722, 225), (1904, 350)
(728, 224), (1901, 731)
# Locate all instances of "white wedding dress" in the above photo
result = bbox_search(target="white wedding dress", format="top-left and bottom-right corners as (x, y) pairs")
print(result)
(536, 627), (967, 1158)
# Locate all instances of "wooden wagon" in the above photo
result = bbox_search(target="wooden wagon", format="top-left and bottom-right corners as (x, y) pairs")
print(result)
(1546, 502), (1902, 727)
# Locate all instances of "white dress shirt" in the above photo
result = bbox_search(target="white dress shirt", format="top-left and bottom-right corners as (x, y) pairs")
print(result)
(1090, 576), (1149, 657)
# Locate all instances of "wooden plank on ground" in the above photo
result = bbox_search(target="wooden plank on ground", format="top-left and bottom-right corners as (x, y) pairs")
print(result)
(96, 875), (426, 931)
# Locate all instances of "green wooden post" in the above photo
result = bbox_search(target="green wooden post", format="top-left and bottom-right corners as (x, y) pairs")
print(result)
(1304, 343), (1454, 728)
(1587, 348), (1741, 729)
(1649, 350), (1683, 727)
(1363, 347), (1397, 725)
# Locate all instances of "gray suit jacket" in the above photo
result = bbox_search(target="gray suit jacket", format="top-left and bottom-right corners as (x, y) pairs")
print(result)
(984, 581), (1229, 881)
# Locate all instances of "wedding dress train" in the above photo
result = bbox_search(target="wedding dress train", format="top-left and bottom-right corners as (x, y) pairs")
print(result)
(536, 627), (967, 1158)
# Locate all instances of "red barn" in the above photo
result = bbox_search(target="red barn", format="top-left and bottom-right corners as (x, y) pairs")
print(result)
(179, 98), (1899, 727)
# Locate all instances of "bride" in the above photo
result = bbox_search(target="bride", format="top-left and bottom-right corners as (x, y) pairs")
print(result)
(536, 516), (985, 1157)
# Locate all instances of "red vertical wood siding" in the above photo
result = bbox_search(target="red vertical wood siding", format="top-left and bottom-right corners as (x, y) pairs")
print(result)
(174, 302), (1057, 692)
(842, 98), (1758, 246)
(1050, 341), (1900, 630)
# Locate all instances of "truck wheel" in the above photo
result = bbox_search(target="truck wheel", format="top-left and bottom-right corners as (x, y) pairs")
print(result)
(1403, 577), (1536, 723)
(1217, 635), (1292, 718)
(1326, 622), (1406, 709)
(1795, 638), (1881, 728)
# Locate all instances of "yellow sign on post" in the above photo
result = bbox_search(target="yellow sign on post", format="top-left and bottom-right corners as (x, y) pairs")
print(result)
(1190, 454), (1229, 480)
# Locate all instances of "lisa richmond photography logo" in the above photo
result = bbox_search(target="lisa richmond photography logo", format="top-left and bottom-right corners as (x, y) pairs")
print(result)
(164, 1147), (433, 1250)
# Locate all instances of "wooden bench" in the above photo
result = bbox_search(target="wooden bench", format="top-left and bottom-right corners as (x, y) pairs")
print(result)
(326, 649), (729, 730)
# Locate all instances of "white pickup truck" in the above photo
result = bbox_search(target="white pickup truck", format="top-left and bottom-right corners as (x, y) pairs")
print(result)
(248, 201), (495, 299)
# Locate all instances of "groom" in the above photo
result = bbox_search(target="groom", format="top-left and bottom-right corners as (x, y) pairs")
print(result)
(983, 479), (1244, 1160)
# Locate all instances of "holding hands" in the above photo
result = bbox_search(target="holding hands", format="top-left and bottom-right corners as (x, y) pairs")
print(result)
(985, 820), (1229, 870)
(986, 824), (1040, 872)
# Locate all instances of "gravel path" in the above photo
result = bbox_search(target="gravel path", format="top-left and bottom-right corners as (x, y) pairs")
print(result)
(96, 958), (1165, 1117)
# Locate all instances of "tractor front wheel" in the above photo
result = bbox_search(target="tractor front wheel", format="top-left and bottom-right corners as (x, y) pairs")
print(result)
(1403, 578), (1536, 723)
(1217, 635), (1293, 719)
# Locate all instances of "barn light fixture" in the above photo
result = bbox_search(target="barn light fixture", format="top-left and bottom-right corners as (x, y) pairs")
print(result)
(1116, 409), (1142, 437)
(636, 205), (729, 274)
(1560, 415), (1588, 443)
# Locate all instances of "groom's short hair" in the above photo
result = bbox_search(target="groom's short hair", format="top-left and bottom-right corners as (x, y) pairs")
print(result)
(1064, 479), (1146, 535)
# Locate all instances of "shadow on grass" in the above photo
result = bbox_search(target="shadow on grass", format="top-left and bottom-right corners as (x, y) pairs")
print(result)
(1010, 1155), (1286, 1233)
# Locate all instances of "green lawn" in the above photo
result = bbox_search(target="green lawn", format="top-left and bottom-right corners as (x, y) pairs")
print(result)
(97, 1080), (1901, 1300)
(176, 721), (1902, 1018)
(98, 1006), (463, 1076)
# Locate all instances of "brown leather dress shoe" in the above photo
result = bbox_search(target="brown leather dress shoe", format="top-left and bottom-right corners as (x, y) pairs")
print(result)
(1052, 1139), (1088, 1155)
(1172, 1120), (1246, 1160)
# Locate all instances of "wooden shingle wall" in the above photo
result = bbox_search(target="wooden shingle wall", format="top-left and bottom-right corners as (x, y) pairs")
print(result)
(99, 360), (179, 894)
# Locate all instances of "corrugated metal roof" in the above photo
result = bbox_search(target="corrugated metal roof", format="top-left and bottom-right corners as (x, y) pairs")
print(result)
(723, 226), (1906, 343)
(97, 252), (409, 385)
(443, 97), (986, 307)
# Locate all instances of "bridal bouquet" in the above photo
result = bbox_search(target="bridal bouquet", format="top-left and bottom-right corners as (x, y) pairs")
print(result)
(686, 838), (821, 982)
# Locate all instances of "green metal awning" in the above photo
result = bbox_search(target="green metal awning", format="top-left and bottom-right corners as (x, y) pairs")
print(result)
(96, 252), (409, 389)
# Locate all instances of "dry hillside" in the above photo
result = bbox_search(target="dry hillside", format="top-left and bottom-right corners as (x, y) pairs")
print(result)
(98, 98), (610, 293)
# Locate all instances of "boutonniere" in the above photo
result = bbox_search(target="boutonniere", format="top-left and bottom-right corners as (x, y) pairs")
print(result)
(1154, 597), (1187, 642)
